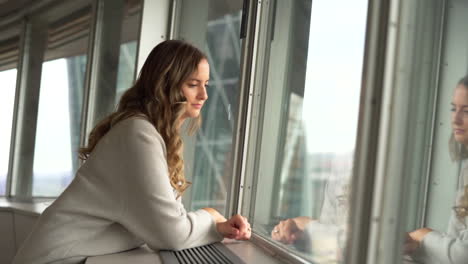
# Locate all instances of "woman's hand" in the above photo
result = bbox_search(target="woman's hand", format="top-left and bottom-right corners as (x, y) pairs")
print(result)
(403, 228), (432, 255)
(202, 208), (251, 240)
(271, 216), (313, 244)
(409, 227), (432, 242)
(403, 233), (419, 254)
(216, 214), (251, 240)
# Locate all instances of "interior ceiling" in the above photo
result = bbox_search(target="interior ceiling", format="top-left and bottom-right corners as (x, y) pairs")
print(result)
(0, 0), (34, 18)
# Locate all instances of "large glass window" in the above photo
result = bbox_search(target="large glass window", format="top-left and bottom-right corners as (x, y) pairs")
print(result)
(249, 0), (368, 262)
(32, 0), (142, 197)
(32, 8), (91, 196)
(0, 68), (17, 196)
(0, 36), (19, 196)
(176, 0), (243, 215)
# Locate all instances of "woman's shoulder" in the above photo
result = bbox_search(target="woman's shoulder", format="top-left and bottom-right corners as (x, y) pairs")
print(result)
(114, 117), (154, 130)
(111, 117), (160, 136)
(104, 117), (166, 148)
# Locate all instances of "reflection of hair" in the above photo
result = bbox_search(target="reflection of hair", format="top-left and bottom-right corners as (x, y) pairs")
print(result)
(451, 75), (468, 219)
(79, 40), (206, 196)
(454, 185), (468, 219)
(449, 134), (468, 161)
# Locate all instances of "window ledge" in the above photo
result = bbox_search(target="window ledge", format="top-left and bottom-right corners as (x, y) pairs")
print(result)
(86, 239), (285, 264)
(0, 198), (51, 216)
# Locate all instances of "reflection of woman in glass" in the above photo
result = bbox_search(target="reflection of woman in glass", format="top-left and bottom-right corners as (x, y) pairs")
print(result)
(406, 76), (468, 263)
(13, 40), (251, 264)
(271, 178), (349, 262)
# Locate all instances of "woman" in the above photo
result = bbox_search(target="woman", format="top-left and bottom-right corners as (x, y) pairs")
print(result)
(406, 76), (468, 263)
(13, 40), (251, 264)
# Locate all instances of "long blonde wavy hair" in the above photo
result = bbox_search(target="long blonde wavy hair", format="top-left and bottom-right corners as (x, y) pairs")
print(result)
(79, 40), (206, 196)
(450, 75), (468, 219)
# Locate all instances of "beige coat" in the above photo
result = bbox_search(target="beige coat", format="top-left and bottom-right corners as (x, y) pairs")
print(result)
(13, 118), (222, 264)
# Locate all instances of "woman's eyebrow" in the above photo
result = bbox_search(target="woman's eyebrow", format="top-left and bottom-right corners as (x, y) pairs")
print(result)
(187, 78), (209, 83)
(451, 103), (468, 108)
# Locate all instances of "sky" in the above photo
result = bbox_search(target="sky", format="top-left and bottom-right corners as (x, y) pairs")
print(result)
(302, 0), (368, 154)
(0, 59), (72, 179)
(0, 69), (17, 180)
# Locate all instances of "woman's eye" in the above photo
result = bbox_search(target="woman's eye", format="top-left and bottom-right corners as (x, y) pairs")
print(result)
(451, 108), (456, 112)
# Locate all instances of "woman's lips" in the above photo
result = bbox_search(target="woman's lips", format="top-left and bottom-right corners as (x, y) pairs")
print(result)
(455, 129), (465, 134)
(192, 104), (202, 109)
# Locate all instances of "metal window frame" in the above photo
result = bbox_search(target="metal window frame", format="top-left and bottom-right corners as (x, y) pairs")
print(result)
(226, 0), (260, 217)
(7, 16), (48, 200)
(80, 0), (126, 148)
(345, 0), (391, 263)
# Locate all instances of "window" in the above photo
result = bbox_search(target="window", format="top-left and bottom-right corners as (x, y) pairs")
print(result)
(246, 0), (368, 261)
(115, 0), (142, 104)
(31, 0), (142, 197)
(32, 8), (92, 196)
(0, 68), (17, 196)
(176, 0), (243, 215)
(0, 35), (19, 196)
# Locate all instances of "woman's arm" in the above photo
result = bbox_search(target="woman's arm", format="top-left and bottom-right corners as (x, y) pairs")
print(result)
(203, 208), (251, 240)
(410, 221), (468, 263)
(114, 119), (224, 251)
(202, 208), (226, 223)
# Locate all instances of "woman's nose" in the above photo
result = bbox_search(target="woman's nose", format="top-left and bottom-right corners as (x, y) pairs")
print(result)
(453, 111), (463, 125)
(198, 86), (208, 100)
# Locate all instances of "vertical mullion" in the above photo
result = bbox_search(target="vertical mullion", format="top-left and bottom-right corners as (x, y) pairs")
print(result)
(227, 0), (260, 217)
(80, 0), (125, 149)
(8, 16), (48, 200)
(345, 0), (391, 263)
(136, 0), (171, 73)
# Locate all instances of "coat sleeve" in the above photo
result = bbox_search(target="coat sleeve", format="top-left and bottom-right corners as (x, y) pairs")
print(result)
(115, 119), (223, 251)
(412, 215), (468, 264)
(412, 229), (468, 264)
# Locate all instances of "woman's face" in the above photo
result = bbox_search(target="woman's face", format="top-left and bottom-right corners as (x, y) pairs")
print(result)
(181, 59), (209, 119)
(451, 85), (468, 146)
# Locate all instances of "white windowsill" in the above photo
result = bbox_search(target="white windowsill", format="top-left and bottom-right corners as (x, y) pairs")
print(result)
(0, 198), (51, 216)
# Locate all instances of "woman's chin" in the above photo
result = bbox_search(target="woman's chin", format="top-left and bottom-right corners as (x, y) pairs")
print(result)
(454, 135), (468, 146)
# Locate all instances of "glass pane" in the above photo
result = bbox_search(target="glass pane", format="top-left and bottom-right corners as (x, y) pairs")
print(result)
(177, 0), (243, 214)
(115, 0), (142, 103)
(395, 0), (468, 263)
(116, 41), (138, 102)
(251, 0), (368, 262)
(32, 8), (91, 196)
(0, 68), (17, 196)
(32, 0), (142, 197)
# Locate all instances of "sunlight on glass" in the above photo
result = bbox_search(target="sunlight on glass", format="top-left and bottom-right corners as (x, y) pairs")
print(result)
(252, 0), (368, 262)
(33, 59), (73, 196)
(0, 69), (17, 195)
